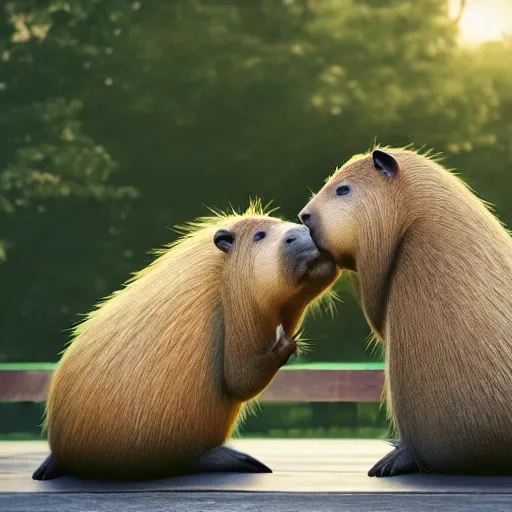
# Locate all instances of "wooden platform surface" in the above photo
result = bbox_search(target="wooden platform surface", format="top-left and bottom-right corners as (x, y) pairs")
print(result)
(2, 439), (512, 511)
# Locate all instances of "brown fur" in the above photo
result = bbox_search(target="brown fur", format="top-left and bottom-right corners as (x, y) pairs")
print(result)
(300, 147), (512, 474)
(45, 203), (339, 479)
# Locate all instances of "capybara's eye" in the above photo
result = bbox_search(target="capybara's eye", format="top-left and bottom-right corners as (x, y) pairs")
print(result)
(253, 231), (266, 241)
(336, 185), (350, 196)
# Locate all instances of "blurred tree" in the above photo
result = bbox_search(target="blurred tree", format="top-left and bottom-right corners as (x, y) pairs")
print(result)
(0, 0), (510, 365)
(0, 1), (138, 264)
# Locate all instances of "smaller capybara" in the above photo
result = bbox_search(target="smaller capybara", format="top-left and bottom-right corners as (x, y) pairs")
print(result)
(33, 202), (339, 481)
(299, 147), (512, 477)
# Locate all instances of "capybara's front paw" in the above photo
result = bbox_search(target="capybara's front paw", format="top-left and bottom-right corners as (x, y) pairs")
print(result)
(271, 325), (297, 366)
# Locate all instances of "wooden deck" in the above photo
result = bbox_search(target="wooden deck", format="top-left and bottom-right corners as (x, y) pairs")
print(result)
(1, 440), (512, 511)
(2, 364), (512, 510)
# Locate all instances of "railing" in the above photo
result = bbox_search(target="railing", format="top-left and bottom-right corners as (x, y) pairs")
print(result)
(0, 362), (384, 403)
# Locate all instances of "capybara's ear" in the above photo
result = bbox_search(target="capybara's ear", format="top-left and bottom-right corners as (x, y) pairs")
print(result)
(372, 149), (399, 178)
(214, 229), (235, 253)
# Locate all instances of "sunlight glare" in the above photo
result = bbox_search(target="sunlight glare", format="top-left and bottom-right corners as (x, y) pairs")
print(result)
(449, 0), (512, 44)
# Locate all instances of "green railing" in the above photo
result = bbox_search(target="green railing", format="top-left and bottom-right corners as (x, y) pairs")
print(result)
(0, 362), (385, 403)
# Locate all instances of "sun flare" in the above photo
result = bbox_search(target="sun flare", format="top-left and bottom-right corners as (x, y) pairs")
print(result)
(449, 0), (512, 44)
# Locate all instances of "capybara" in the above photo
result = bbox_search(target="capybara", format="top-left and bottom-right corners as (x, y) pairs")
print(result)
(34, 203), (339, 480)
(300, 148), (512, 476)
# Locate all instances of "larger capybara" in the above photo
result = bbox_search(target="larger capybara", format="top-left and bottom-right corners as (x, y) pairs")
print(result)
(299, 147), (512, 477)
(33, 202), (339, 481)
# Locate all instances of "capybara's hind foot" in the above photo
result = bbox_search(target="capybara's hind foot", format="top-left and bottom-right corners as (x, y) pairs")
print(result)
(368, 441), (420, 477)
(32, 453), (66, 481)
(190, 445), (272, 474)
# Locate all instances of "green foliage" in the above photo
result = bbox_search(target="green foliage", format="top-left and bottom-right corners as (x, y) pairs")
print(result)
(1, 98), (137, 211)
(0, 0), (138, 258)
(1, 0), (511, 431)
(0, 401), (390, 440)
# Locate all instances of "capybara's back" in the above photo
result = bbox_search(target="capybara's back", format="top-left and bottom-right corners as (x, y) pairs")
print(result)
(46, 227), (236, 479)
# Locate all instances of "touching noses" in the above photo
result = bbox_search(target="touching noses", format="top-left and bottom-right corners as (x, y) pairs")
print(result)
(283, 227), (318, 256)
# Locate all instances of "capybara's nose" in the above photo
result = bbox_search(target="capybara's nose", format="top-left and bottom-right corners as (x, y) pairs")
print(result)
(299, 210), (312, 227)
(283, 227), (318, 256)
(284, 227), (308, 245)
